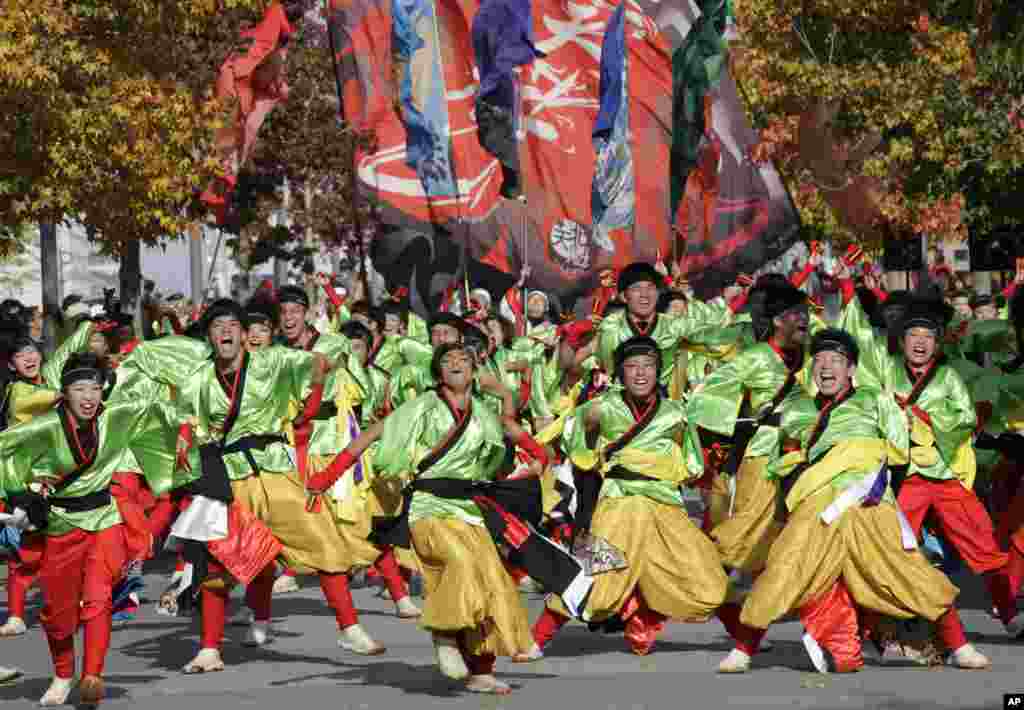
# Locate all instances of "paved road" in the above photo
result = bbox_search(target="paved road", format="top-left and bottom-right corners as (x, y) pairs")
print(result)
(0, 563), (1021, 710)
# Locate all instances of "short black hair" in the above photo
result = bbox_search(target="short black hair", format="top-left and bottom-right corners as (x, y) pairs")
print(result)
(340, 320), (372, 346)
(277, 285), (310, 310)
(461, 323), (490, 358)
(431, 342), (473, 381)
(613, 335), (661, 383)
(380, 301), (408, 324)
(657, 290), (687, 313)
(429, 312), (466, 335)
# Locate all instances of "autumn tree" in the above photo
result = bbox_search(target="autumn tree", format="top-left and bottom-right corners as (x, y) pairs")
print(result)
(222, 5), (372, 287)
(733, 0), (1024, 250)
(0, 0), (276, 302)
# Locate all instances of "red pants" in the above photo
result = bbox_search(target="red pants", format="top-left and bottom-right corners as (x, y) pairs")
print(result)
(199, 561), (276, 650)
(110, 472), (158, 562)
(898, 476), (1016, 623)
(39, 525), (128, 678)
(898, 476), (1008, 572)
(800, 581), (863, 672)
(5, 532), (44, 619)
(354, 549), (410, 602)
(531, 592), (668, 656)
(996, 472), (1024, 607)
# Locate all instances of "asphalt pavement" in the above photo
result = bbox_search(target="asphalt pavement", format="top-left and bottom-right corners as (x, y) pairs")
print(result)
(0, 560), (1021, 710)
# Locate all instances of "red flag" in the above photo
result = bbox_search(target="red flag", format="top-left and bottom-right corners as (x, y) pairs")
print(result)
(201, 3), (294, 223)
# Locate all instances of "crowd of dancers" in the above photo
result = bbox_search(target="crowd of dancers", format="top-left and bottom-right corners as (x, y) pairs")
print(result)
(1, 253), (1023, 706)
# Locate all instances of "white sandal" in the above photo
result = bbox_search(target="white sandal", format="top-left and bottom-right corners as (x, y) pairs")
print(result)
(466, 674), (512, 695)
(39, 677), (75, 706)
(182, 649), (225, 674)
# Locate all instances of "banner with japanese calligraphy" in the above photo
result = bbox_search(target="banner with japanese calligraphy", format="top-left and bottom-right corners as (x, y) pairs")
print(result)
(325, 0), (799, 311)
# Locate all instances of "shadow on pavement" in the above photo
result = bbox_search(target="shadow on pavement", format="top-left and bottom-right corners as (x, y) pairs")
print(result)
(268, 660), (557, 699)
(0, 675), (155, 704)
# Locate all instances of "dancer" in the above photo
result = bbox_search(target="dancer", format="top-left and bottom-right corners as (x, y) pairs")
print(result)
(720, 329), (986, 673)
(275, 285), (418, 618)
(687, 279), (811, 574)
(145, 300), (389, 672)
(529, 336), (729, 657)
(590, 262), (733, 395)
(306, 343), (541, 694)
(0, 353), (187, 705)
(841, 295), (1017, 641)
(2, 321), (96, 637)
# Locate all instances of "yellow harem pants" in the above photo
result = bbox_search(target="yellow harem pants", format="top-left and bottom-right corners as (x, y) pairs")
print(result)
(334, 462), (422, 575)
(409, 517), (533, 658)
(708, 456), (782, 573)
(740, 488), (958, 630)
(549, 495), (728, 623)
(231, 464), (380, 575)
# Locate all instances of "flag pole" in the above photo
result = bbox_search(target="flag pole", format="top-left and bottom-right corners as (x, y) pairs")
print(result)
(324, 0), (370, 304)
(424, 1), (469, 312)
(515, 72), (529, 333)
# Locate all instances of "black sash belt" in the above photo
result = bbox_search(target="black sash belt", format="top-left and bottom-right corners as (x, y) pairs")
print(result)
(370, 476), (586, 602)
(8, 486), (112, 532)
(48, 489), (112, 513)
(370, 477), (543, 549)
(573, 465), (658, 536)
(605, 466), (659, 482)
(310, 402), (339, 422)
(196, 433), (288, 504)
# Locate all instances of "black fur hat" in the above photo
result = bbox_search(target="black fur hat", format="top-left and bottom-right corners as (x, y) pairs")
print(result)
(276, 285), (310, 309)
(810, 328), (860, 365)
(900, 298), (954, 335)
(428, 312), (466, 335)
(617, 262), (662, 293)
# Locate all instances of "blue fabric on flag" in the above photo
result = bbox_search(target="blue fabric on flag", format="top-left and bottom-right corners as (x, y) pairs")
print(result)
(392, 0), (458, 199)
(473, 0), (542, 109)
(591, 4), (634, 250)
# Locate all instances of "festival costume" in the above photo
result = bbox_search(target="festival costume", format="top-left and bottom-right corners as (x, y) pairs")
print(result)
(531, 355), (601, 519)
(389, 360), (436, 409)
(128, 344), (336, 662)
(840, 299), (1018, 626)
(3, 321), (93, 427)
(687, 340), (810, 572)
(374, 334), (432, 376)
(539, 389), (727, 654)
(368, 390), (534, 672)
(595, 303), (729, 393)
(284, 328), (413, 613)
(105, 343), (174, 583)
(2, 322), (93, 634)
(0, 397), (185, 690)
(737, 387), (964, 670)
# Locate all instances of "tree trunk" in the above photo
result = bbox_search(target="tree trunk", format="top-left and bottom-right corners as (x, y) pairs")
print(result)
(189, 223), (204, 302)
(119, 238), (142, 312)
(38, 222), (61, 355)
(275, 178), (292, 288)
